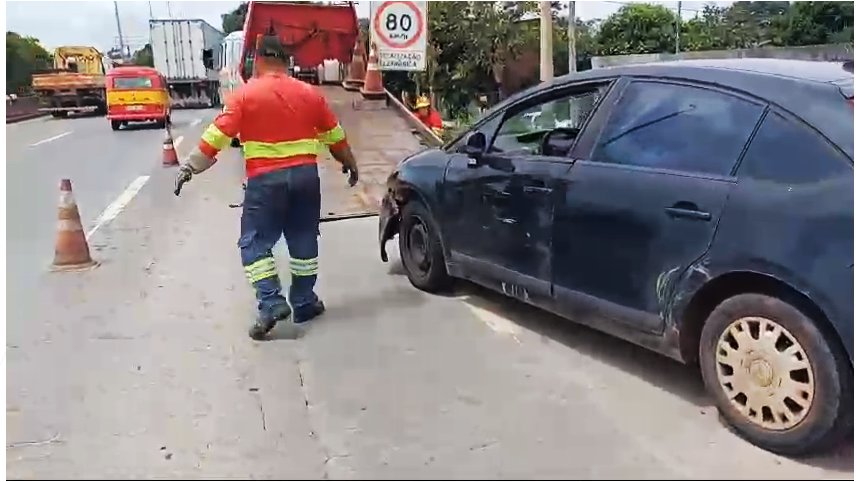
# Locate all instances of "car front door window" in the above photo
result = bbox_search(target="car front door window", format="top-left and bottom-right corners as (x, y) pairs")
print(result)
(491, 87), (605, 156)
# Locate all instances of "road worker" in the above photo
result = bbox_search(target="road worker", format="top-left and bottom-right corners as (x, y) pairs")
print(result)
(173, 34), (359, 340)
(412, 95), (444, 137)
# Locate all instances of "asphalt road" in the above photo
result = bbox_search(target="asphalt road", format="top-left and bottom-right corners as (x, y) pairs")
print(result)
(6, 110), (218, 333)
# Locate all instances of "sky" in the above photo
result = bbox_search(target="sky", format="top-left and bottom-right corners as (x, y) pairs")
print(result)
(6, 0), (732, 54)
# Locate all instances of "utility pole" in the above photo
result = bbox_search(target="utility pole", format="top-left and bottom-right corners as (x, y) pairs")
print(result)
(675, 1), (682, 54)
(113, 1), (127, 61)
(568, 1), (576, 74)
(148, 1), (154, 19)
(539, 1), (554, 82)
(167, 1), (173, 18)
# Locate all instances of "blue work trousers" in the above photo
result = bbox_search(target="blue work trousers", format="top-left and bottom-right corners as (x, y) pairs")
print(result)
(239, 164), (321, 318)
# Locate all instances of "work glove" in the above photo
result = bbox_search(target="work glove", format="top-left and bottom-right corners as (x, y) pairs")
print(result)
(174, 164), (193, 196)
(343, 165), (359, 187)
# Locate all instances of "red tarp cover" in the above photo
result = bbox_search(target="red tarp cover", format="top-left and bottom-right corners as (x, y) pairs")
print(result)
(242, 1), (359, 69)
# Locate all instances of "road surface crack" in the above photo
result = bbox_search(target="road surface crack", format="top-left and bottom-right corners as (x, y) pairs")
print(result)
(7, 433), (62, 449)
(296, 357), (336, 479)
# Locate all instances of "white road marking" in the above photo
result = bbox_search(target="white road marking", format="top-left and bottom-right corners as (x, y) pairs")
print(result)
(30, 131), (71, 147)
(461, 298), (522, 344)
(86, 176), (150, 239)
(174, 135), (184, 147)
(189, 118), (202, 127)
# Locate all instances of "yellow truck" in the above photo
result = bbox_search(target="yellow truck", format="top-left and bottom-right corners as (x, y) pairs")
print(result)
(32, 46), (107, 118)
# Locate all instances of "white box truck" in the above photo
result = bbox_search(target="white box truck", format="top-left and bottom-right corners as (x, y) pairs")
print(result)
(150, 19), (225, 108)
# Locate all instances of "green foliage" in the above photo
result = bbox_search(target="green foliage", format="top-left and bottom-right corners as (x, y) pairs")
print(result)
(6, 31), (52, 94)
(600, 1), (853, 55)
(222, 2), (249, 34)
(132, 44), (154, 67)
(596, 4), (678, 55)
(782, 1), (854, 46)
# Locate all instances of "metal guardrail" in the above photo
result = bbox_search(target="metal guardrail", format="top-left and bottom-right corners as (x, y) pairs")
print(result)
(383, 89), (444, 148)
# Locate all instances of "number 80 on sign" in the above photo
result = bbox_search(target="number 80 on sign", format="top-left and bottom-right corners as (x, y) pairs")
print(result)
(370, 1), (427, 71)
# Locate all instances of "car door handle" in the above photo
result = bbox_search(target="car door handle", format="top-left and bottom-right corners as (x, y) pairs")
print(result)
(523, 186), (552, 194)
(665, 204), (711, 221)
(483, 188), (511, 199)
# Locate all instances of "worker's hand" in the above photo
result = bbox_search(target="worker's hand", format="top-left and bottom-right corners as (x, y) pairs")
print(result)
(344, 165), (359, 187)
(174, 164), (193, 196)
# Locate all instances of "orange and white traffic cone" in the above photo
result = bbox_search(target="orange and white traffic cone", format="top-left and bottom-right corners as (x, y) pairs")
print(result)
(51, 179), (97, 272)
(343, 38), (367, 92)
(162, 129), (179, 167)
(360, 43), (386, 100)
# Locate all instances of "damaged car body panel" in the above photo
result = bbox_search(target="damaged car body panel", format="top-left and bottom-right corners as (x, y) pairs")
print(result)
(379, 148), (451, 263)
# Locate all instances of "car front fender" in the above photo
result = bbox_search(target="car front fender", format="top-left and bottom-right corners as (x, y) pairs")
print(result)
(378, 149), (449, 262)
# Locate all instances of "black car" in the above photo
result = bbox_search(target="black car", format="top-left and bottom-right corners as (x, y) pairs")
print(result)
(379, 59), (854, 455)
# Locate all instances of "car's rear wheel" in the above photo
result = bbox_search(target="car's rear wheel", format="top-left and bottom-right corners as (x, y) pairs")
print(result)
(110, 120), (122, 131)
(700, 293), (852, 455)
(398, 201), (451, 292)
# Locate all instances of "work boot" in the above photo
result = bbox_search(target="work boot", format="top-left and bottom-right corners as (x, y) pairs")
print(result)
(248, 302), (292, 340)
(294, 299), (326, 325)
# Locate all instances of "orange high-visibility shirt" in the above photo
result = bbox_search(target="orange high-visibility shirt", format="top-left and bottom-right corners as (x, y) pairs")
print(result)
(198, 72), (349, 179)
(415, 108), (443, 131)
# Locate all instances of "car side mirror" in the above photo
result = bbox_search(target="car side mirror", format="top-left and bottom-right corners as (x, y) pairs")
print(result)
(460, 132), (486, 159)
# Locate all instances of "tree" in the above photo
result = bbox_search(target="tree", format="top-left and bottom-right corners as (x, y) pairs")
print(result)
(6, 32), (52, 94)
(596, 4), (678, 55)
(132, 44), (154, 67)
(222, 2), (249, 34)
(781, 1), (854, 46)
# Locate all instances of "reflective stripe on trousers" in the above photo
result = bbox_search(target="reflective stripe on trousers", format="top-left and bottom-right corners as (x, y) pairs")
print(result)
(238, 164), (321, 315)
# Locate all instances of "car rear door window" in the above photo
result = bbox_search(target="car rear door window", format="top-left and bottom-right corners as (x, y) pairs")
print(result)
(591, 81), (764, 176)
(738, 112), (851, 183)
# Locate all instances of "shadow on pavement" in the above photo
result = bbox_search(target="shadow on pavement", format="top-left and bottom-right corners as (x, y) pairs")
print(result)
(385, 258), (854, 470)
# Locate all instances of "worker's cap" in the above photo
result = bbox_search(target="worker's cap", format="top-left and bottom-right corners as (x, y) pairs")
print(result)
(257, 34), (288, 59)
(414, 95), (431, 109)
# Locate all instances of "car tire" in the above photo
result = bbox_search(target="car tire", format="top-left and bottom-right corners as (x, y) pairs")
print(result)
(230, 138), (241, 148)
(699, 293), (852, 455)
(398, 200), (452, 293)
(110, 120), (122, 131)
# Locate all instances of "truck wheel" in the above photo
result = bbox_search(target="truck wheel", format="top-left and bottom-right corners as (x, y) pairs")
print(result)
(398, 200), (452, 293)
(230, 138), (241, 148)
(699, 293), (852, 455)
(110, 120), (122, 131)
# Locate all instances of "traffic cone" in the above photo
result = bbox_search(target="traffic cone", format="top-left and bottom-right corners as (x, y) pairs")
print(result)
(360, 43), (386, 100)
(51, 179), (97, 272)
(162, 129), (179, 167)
(342, 38), (367, 91)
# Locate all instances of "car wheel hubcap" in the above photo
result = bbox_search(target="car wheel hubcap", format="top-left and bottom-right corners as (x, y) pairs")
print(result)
(408, 221), (430, 272)
(715, 316), (814, 430)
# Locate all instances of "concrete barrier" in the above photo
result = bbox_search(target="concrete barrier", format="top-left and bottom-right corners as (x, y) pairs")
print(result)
(6, 95), (45, 123)
(591, 43), (854, 69)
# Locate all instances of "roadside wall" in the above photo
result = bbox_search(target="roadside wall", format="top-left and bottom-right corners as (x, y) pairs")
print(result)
(591, 43), (853, 69)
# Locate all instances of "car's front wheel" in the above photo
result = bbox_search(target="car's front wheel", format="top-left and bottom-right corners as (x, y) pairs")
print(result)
(700, 293), (852, 455)
(398, 201), (452, 293)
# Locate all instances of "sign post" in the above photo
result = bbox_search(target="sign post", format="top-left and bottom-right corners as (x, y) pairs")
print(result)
(369, 1), (427, 71)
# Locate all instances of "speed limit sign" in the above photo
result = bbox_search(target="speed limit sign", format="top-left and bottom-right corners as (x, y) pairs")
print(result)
(370, 1), (427, 71)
